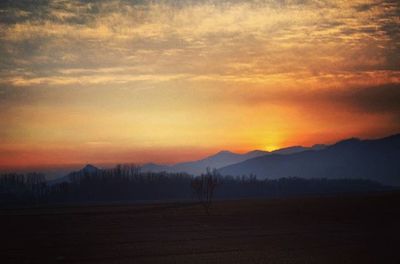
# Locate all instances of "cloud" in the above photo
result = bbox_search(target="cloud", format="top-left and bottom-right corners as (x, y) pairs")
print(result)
(0, 73), (191, 87)
(230, 81), (400, 121)
(334, 83), (400, 115)
(1, 0), (399, 79)
(1, 0), (399, 114)
(0, 0), (400, 166)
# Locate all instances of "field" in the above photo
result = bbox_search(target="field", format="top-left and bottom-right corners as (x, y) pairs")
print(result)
(1, 192), (400, 263)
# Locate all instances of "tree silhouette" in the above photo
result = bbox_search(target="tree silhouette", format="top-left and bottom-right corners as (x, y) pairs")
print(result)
(191, 168), (220, 215)
(0, 165), (389, 206)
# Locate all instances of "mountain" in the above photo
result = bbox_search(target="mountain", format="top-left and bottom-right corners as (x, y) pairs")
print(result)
(218, 134), (400, 185)
(140, 163), (170, 172)
(169, 150), (269, 175)
(82, 164), (99, 174)
(141, 150), (269, 175)
(271, 146), (308, 155)
(141, 145), (328, 176)
(48, 164), (100, 184)
(270, 144), (326, 155)
(47, 145), (328, 181)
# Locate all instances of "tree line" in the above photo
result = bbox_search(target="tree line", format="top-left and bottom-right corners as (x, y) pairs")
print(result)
(0, 164), (391, 207)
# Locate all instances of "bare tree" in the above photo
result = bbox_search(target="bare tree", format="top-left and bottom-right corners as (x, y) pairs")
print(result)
(191, 168), (220, 215)
(26, 173), (47, 201)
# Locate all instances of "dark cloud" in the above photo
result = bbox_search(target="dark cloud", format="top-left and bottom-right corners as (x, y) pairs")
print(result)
(354, 2), (381, 12)
(232, 82), (400, 122)
(0, 0), (50, 24)
(317, 83), (400, 120)
(336, 83), (400, 116)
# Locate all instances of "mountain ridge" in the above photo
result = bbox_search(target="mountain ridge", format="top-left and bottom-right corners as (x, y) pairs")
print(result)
(141, 144), (327, 175)
(218, 133), (400, 185)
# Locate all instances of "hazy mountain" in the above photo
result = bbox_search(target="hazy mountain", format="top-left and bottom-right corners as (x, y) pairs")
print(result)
(48, 164), (100, 184)
(270, 146), (307, 155)
(82, 164), (99, 174)
(46, 145), (327, 181)
(140, 145), (328, 176)
(170, 150), (269, 175)
(218, 134), (400, 185)
(271, 144), (326, 155)
(141, 150), (269, 175)
(141, 163), (170, 172)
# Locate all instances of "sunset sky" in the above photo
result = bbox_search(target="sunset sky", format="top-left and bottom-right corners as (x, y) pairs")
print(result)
(0, 0), (399, 168)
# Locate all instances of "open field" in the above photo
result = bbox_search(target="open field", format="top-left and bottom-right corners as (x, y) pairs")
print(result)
(1, 192), (400, 264)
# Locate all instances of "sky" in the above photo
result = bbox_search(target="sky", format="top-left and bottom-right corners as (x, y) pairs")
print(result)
(0, 0), (399, 168)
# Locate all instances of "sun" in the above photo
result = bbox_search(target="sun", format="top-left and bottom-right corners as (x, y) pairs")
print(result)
(264, 145), (280, 152)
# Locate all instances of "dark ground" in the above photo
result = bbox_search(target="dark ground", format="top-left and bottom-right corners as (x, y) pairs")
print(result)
(1, 192), (400, 264)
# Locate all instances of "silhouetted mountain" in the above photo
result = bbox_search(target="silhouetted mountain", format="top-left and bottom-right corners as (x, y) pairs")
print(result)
(82, 164), (99, 174)
(219, 134), (400, 185)
(48, 164), (100, 184)
(271, 144), (326, 155)
(140, 163), (170, 172)
(271, 146), (307, 155)
(141, 145), (328, 176)
(141, 150), (269, 175)
(310, 144), (327, 151)
(170, 150), (269, 175)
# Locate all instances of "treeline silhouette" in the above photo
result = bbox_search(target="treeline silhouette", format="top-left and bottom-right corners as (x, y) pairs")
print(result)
(0, 164), (392, 206)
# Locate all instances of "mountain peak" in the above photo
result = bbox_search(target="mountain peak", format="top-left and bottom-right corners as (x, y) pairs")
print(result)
(205, 150), (239, 161)
(271, 146), (307, 155)
(218, 133), (400, 185)
(311, 144), (326, 150)
(333, 137), (361, 147)
(82, 164), (99, 173)
(246, 150), (269, 155)
(215, 150), (235, 156)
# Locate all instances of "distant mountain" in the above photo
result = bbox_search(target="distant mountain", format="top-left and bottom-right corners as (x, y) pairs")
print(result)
(82, 164), (99, 174)
(48, 164), (100, 184)
(48, 145), (328, 181)
(141, 163), (170, 172)
(270, 146), (308, 155)
(218, 134), (400, 185)
(141, 150), (269, 175)
(169, 150), (269, 175)
(141, 144), (328, 176)
(271, 144), (326, 155)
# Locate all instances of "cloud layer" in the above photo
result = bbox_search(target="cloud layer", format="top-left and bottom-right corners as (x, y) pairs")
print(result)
(0, 0), (399, 166)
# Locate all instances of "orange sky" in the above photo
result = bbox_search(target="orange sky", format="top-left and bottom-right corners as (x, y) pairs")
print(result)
(0, 0), (399, 168)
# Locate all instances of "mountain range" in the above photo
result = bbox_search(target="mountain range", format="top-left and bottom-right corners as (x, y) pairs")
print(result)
(141, 144), (326, 175)
(218, 134), (400, 185)
(49, 133), (400, 186)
